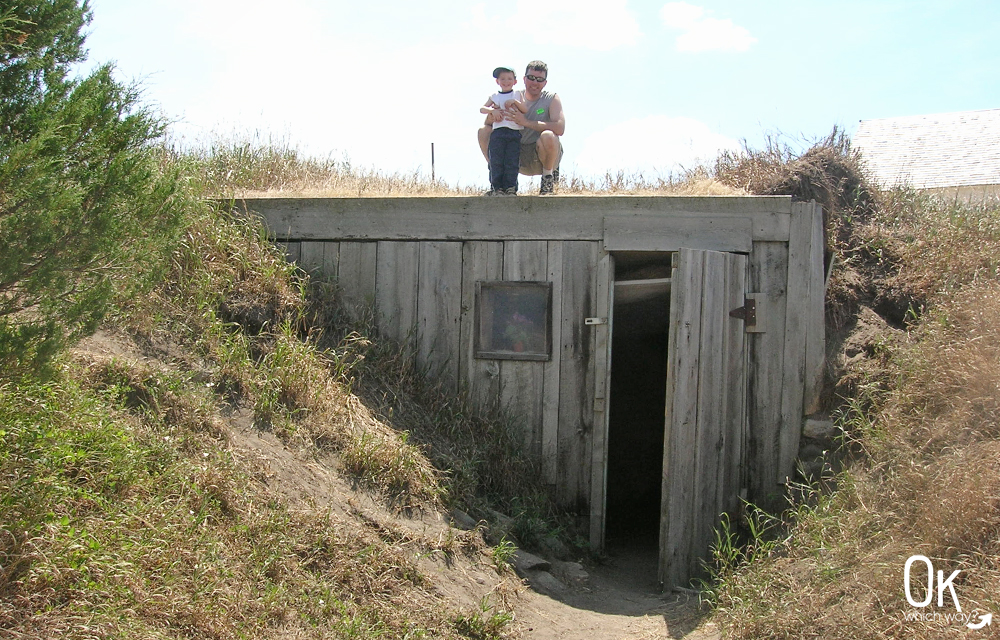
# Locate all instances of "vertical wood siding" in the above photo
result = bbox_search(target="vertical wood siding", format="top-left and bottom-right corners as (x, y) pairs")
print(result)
(268, 202), (823, 540)
(500, 241), (549, 455)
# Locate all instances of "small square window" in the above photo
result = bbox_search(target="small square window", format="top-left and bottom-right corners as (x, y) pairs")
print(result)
(475, 281), (552, 361)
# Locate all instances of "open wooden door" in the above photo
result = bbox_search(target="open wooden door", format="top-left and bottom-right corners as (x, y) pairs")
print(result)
(589, 252), (614, 550)
(659, 248), (748, 588)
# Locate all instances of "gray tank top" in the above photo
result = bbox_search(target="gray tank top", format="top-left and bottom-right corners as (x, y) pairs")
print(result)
(520, 91), (556, 146)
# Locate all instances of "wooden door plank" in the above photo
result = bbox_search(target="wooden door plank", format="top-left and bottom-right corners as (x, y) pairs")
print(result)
(780, 203), (813, 484)
(277, 241), (301, 264)
(604, 216), (753, 253)
(556, 241), (599, 513)
(298, 241), (326, 275)
(589, 251), (613, 548)
(721, 253), (748, 516)
(240, 195), (793, 242)
(691, 252), (727, 582)
(542, 241), (564, 485)
(803, 202), (826, 414)
(660, 248), (705, 588)
(322, 241), (340, 281)
(747, 242), (789, 507)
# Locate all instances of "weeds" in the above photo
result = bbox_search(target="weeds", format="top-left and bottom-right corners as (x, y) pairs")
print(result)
(490, 538), (517, 574)
(453, 596), (515, 640)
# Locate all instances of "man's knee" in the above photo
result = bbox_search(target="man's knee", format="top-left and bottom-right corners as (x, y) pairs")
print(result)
(538, 130), (558, 145)
(536, 132), (560, 168)
(478, 126), (492, 159)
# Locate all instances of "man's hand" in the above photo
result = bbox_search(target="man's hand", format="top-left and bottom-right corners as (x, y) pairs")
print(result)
(507, 107), (530, 128)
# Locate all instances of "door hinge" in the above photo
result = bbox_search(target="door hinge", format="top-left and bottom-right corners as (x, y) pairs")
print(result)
(729, 298), (756, 328)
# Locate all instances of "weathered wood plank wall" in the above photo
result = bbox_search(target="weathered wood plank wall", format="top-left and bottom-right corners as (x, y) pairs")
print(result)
(244, 196), (824, 527)
(460, 241), (504, 412)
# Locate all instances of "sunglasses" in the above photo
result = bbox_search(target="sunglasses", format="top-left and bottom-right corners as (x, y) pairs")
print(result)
(525, 74), (547, 82)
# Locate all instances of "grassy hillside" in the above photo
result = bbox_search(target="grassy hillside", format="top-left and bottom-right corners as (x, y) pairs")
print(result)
(0, 159), (535, 637)
(3, 131), (1000, 639)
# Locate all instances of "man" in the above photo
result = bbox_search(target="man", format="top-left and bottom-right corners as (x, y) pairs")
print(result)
(478, 60), (565, 195)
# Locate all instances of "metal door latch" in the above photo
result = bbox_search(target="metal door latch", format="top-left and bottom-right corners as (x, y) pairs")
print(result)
(585, 317), (607, 325)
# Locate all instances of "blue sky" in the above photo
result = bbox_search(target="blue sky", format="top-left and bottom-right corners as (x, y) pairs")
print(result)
(80, 0), (1000, 189)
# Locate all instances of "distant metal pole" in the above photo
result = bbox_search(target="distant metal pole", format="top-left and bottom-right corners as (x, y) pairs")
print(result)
(431, 143), (435, 182)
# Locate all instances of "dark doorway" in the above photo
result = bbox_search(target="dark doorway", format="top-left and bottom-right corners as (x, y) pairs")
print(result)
(605, 253), (672, 549)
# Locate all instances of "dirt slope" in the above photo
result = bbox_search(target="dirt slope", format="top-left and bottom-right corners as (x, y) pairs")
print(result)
(73, 328), (720, 639)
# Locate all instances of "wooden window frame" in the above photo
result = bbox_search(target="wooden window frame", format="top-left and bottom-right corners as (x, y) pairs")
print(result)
(474, 281), (552, 361)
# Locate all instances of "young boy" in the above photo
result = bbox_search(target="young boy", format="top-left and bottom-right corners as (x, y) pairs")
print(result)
(480, 66), (527, 195)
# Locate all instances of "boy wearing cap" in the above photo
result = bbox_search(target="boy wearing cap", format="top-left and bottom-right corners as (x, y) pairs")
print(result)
(480, 66), (527, 195)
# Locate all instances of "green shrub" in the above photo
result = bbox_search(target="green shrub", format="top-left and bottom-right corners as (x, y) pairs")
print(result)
(0, 1), (185, 375)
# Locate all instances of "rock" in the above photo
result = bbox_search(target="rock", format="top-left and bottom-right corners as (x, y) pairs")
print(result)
(552, 560), (588, 585)
(449, 509), (478, 531)
(484, 509), (517, 544)
(803, 418), (838, 440)
(798, 459), (825, 481)
(513, 549), (551, 574)
(798, 442), (825, 460)
(538, 534), (571, 560)
(524, 570), (566, 595)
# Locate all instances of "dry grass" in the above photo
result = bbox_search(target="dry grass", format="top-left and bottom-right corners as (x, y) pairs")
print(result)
(173, 134), (479, 198)
(0, 370), (491, 639)
(557, 167), (744, 196)
(715, 127), (875, 218)
(176, 133), (744, 198)
(709, 133), (1000, 639)
(303, 286), (573, 549)
(714, 285), (1000, 639)
(1, 199), (523, 637)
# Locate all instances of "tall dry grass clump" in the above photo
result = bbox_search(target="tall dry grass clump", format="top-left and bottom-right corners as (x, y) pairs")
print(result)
(715, 127), (875, 218)
(172, 133), (478, 198)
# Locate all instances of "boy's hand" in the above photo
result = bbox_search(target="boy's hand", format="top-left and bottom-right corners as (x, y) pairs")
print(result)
(505, 107), (528, 127)
(482, 108), (502, 123)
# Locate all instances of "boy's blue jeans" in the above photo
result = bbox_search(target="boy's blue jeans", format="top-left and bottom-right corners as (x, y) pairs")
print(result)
(488, 127), (521, 192)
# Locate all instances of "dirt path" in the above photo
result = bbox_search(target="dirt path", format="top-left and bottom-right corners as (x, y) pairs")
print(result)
(509, 542), (721, 640)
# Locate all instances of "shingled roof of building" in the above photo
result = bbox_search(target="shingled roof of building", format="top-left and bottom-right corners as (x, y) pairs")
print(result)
(853, 108), (1000, 190)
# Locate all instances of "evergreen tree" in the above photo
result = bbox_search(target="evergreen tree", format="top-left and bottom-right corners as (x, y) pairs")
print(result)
(0, 0), (184, 374)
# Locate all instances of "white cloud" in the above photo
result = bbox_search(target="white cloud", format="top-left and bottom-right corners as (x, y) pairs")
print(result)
(508, 0), (642, 51)
(572, 115), (739, 178)
(659, 2), (757, 52)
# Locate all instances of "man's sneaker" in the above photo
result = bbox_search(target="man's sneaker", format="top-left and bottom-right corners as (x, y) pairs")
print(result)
(539, 173), (555, 195)
(503, 187), (518, 196)
(553, 168), (560, 184)
(482, 189), (499, 196)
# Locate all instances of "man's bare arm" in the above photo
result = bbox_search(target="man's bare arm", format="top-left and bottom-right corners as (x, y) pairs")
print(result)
(510, 94), (565, 136)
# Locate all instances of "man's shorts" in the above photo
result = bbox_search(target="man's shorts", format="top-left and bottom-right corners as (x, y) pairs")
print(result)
(519, 139), (564, 176)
